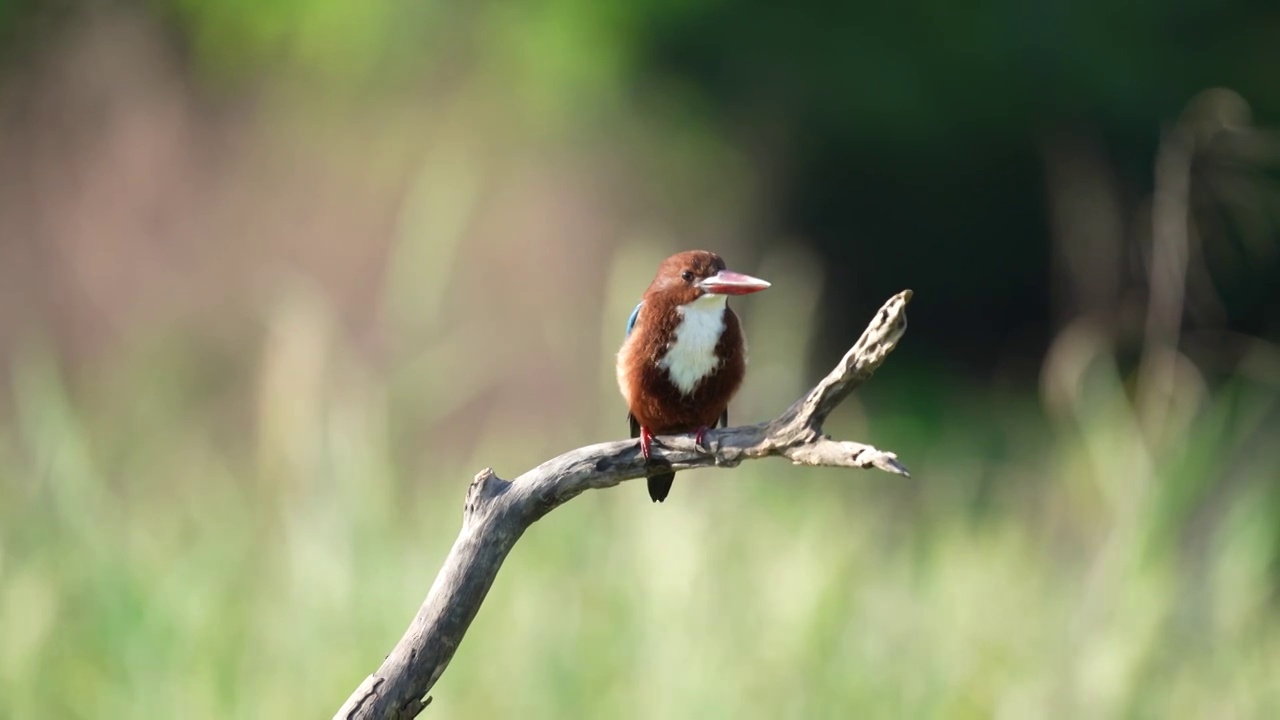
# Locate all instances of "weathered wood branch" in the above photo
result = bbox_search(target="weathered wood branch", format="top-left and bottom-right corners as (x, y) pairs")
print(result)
(335, 289), (914, 720)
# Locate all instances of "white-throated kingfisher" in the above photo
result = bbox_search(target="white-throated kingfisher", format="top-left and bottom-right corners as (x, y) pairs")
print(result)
(616, 250), (770, 502)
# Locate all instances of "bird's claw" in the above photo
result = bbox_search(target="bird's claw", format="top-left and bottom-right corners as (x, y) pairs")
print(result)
(693, 426), (714, 453)
(639, 426), (656, 461)
(641, 425), (715, 458)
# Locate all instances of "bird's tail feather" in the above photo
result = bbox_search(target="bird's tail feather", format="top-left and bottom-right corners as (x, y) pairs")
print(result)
(648, 472), (675, 503)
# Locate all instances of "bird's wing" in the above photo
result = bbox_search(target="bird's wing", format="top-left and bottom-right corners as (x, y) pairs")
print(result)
(625, 302), (643, 438)
(719, 309), (734, 429)
(625, 301), (643, 338)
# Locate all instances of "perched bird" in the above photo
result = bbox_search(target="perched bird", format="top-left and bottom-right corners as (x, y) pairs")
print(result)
(616, 250), (770, 502)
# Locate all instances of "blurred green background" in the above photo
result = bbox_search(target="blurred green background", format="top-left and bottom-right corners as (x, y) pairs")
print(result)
(2, 1), (1279, 718)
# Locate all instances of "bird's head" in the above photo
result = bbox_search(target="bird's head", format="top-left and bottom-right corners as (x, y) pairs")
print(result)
(644, 250), (770, 308)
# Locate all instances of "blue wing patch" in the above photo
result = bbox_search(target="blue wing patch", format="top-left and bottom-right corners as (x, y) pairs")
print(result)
(625, 302), (643, 338)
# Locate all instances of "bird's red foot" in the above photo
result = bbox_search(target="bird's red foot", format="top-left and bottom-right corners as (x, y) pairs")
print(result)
(693, 426), (713, 453)
(639, 425), (656, 461)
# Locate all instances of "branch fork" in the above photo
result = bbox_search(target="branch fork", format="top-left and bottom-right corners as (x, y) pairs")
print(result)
(336, 289), (914, 720)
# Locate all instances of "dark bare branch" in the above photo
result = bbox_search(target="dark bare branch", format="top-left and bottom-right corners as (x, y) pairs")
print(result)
(335, 289), (914, 720)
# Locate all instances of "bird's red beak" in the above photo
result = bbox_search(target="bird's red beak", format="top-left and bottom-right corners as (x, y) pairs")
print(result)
(698, 270), (771, 296)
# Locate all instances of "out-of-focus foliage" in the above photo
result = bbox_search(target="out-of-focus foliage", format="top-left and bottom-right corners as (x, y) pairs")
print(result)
(162, 0), (419, 83)
(650, 0), (1280, 137)
(644, 0), (1280, 366)
(0, 0), (1278, 718)
(1, 263), (1277, 718)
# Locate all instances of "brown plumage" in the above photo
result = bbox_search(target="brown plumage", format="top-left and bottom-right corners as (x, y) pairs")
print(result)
(616, 251), (769, 502)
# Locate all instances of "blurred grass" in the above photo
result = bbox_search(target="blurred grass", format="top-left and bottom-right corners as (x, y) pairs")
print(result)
(2, 269), (1278, 719)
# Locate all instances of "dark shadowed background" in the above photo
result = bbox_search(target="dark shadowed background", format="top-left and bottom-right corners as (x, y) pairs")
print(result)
(1, 1), (1278, 718)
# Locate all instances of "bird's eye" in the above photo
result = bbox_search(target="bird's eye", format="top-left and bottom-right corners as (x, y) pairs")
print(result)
(681, 271), (695, 282)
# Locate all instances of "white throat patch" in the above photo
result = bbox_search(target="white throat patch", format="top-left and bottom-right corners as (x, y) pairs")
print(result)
(659, 293), (727, 395)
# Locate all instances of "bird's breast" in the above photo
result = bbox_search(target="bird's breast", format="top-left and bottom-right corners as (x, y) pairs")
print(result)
(657, 300), (727, 395)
